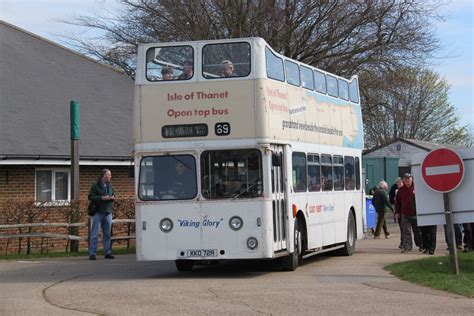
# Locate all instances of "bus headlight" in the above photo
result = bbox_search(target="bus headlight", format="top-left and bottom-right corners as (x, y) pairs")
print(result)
(246, 237), (258, 250)
(229, 216), (243, 231)
(159, 218), (173, 233)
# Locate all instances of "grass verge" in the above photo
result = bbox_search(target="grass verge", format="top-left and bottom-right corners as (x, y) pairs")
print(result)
(0, 246), (135, 260)
(385, 251), (474, 298)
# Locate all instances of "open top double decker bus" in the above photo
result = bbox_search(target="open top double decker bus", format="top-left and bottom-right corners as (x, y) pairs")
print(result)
(134, 37), (366, 271)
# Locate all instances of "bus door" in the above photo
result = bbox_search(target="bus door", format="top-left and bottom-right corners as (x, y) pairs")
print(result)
(270, 145), (287, 251)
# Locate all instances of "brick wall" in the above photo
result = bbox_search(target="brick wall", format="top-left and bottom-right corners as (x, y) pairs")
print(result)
(0, 164), (135, 255)
(0, 165), (135, 200)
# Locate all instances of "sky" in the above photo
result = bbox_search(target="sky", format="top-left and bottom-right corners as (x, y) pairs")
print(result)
(1, 0), (473, 130)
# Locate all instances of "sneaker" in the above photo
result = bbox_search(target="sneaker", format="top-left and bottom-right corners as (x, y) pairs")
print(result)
(89, 255), (96, 260)
(456, 244), (463, 250)
(401, 249), (411, 253)
(423, 248), (428, 254)
(104, 254), (115, 259)
(429, 249), (435, 255)
(385, 234), (391, 239)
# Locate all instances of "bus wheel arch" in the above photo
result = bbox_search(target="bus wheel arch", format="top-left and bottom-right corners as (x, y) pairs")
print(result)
(281, 212), (305, 271)
(295, 211), (308, 255)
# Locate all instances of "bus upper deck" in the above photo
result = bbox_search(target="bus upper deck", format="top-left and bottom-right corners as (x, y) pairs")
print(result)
(134, 37), (363, 150)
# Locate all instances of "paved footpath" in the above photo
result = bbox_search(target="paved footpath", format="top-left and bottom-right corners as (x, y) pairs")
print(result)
(0, 223), (473, 315)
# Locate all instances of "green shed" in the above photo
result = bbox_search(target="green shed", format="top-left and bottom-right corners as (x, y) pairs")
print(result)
(362, 157), (399, 193)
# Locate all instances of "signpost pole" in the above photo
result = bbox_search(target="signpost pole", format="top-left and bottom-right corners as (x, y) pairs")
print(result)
(443, 193), (459, 275)
(70, 101), (80, 252)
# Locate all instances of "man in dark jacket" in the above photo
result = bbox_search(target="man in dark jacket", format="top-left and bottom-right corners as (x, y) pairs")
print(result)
(395, 173), (422, 253)
(88, 169), (116, 260)
(373, 181), (393, 239)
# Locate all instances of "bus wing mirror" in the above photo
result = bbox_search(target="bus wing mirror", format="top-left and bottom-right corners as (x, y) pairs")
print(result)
(272, 155), (281, 167)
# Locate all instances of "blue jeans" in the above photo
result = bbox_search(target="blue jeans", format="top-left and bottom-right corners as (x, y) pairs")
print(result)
(89, 212), (112, 256)
(443, 223), (462, 246)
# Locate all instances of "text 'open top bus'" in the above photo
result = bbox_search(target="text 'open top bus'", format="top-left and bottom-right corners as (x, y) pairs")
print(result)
(134, 37), (366, 271)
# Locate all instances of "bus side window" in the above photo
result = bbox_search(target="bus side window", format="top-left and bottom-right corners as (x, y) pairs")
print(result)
(301, 66), (314, 90)
(338, 79), (349, 101)
(265, 47), (285, 82)
(349, 79), (360, 103)
(321, 154), (333, 191)
(292, 152), (307, 192)
(355, 157), (361, 190)
(344, 156), (355, 190)
(308, 154), (321, 192)
(285, 60), (300, 87)
(333, 156), (344, 191)
(326, 75), (338, 97)
(314, 70), (327, 94)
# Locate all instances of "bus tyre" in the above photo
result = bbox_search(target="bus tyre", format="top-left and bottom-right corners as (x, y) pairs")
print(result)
(281, 220), (301, 271)
(339, 212), (356, 256)
(175, 260), (194, 272)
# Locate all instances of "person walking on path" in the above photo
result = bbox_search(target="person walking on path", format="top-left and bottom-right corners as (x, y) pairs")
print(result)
(373, 181), (393, 239)
(88, 169), (116, 260)
(395, 173), (422, 253)
(390, 177), (404, 248)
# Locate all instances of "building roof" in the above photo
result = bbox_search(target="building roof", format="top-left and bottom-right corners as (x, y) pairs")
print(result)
(363, 138), (465, 155)
(0, 21), (134, 161)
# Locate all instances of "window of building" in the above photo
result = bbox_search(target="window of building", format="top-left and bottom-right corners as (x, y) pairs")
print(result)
(314, 70), (327, 93)
(349, 79), (360, 103)
(338, 79), (349, 100)
(307, 154), (321, 192)
(265, 47), (285, 82)
(344, 156), (355, 190)
(146, 46), (194, 81)
(202, 42), (251, 79)
(35, 169), (70, 201)
(139, 155), (197, 200)
(285, 60), (300, 87)
(301, 66), (314, 90)
(292, 152), (307, 192)
(321, 154), (333, 191)
(326, 75), (338, 97)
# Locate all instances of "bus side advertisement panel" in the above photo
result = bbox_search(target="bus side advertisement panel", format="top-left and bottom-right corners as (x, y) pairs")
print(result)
(261, 80), (363, 149)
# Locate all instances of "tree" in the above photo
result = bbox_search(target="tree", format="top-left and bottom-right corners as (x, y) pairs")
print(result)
(62, 0), (442, 78)
(361, 67), (470, 147)
(62, 0), (468, 147)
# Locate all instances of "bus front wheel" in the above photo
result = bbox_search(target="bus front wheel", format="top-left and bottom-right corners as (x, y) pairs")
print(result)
(175, 259), (194, 272)
(281, 220), (302, 271)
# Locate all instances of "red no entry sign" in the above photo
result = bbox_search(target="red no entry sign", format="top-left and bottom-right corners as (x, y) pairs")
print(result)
(421, 148), (464, 193)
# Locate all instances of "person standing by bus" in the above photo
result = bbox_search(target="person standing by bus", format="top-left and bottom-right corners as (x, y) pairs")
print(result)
(373, 181), (393, 239)
(88, 169), (116, 260)
(390, 177), (404, 248)
(395, 173), (422, 253)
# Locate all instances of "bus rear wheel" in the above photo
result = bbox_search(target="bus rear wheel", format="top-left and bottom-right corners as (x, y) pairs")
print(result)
(175, 259), (194, 272)
(338, 212), (356, 256)
(281, 220), (302, 271)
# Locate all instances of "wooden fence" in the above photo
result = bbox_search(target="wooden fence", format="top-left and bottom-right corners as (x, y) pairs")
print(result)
(0, 219), (136, 255)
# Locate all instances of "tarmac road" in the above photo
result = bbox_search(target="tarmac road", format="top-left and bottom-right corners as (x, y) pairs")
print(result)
(1, 223), (473, 315)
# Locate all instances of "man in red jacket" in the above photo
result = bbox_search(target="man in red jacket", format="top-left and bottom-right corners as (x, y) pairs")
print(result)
(395, 173), (422, 253)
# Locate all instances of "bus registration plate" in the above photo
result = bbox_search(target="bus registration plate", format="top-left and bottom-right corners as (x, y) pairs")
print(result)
(186, 249), (218, 257)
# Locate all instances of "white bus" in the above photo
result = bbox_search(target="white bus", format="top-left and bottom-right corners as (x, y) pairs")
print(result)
(134, 37), (366, 271)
